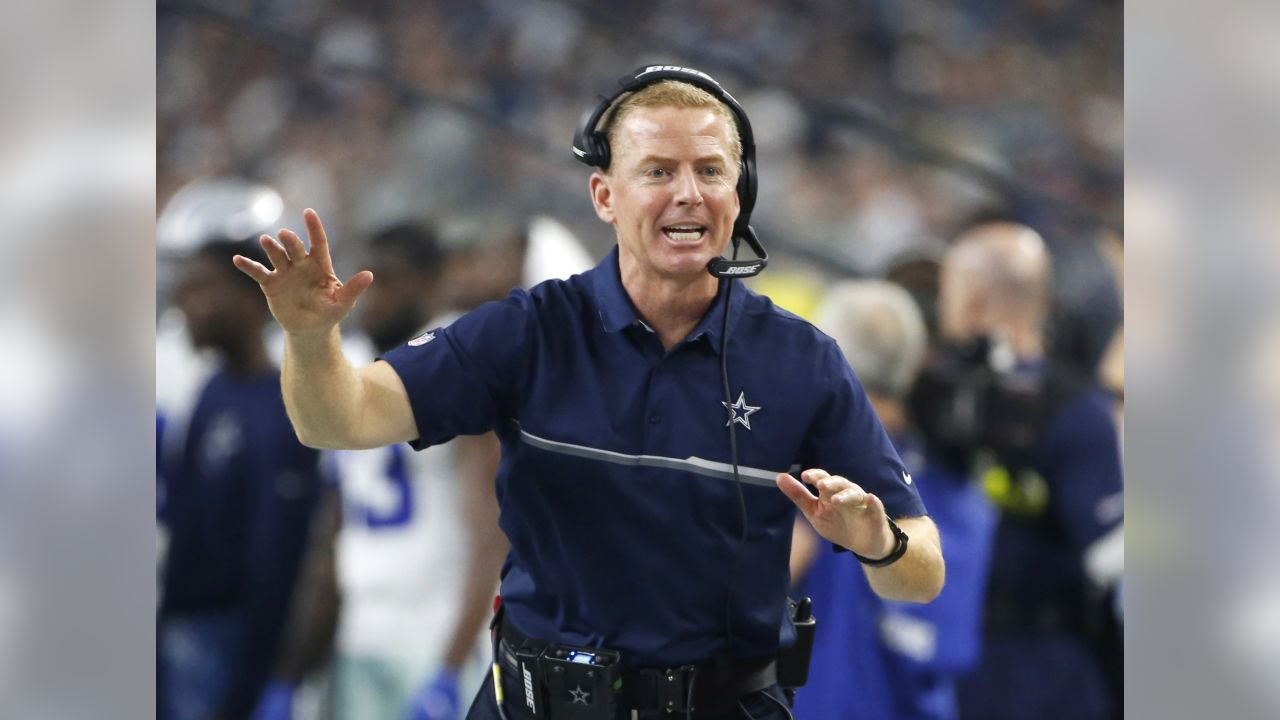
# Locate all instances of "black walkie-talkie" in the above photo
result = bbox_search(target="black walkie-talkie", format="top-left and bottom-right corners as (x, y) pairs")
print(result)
(778, 596), (817, 706)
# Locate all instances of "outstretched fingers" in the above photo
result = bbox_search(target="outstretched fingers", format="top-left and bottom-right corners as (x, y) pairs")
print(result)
(232, 254), (273, 284)
(805, 469), (851, 505)
(777, 472), (818, 515)
(303, 208), (335, 272)
(336, 270), (374, 308)
(278, 228), (308, 261)
(259, 234), (292, 270)
(832, 486), (878, 511)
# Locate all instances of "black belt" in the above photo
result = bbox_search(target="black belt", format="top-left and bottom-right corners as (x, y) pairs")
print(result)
(498, 616), (777, 716)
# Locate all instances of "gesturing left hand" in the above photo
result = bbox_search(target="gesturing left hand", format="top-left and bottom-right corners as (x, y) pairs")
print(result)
(777, 469), (895, 559)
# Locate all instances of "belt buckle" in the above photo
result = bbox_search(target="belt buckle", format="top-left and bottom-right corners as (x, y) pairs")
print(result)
(657, 664), (698, 714)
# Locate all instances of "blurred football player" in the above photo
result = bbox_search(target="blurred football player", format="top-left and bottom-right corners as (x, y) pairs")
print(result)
(256, 221), (505, 720)
(158, 237), (324, 720)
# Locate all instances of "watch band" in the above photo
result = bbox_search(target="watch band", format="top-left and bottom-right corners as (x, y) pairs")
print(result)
(849, 516), (910, 567)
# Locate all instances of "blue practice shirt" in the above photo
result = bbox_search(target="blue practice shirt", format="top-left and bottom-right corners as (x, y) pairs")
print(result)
(382, 247), (926, 667)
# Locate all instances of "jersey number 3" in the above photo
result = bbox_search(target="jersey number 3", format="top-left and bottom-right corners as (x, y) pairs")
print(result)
(353, 445), (414, 529)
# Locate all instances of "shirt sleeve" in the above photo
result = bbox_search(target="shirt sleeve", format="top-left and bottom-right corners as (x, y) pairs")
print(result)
(380, 288), (537, 450)
(798, 341), (927, 519)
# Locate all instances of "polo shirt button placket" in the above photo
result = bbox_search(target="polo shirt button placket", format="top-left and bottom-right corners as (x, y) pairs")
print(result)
(645, 362), (667, 444)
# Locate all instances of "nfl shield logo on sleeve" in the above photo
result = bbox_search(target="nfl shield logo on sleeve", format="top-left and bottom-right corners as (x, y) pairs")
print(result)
(408, 331), (436, 347)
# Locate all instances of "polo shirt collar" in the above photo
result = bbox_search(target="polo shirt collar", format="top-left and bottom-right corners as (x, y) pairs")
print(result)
(590, 246), (746, 353)
(592, 246), (642, 334)
(685, 271), (745, 353)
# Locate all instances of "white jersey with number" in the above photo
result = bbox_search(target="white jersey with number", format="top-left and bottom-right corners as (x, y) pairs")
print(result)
(332, 321), (476, 660)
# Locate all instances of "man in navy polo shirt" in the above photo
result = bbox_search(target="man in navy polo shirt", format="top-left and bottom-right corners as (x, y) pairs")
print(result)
(233, 73), (944, 719)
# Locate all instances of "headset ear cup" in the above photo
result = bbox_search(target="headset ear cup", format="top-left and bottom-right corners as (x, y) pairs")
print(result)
(733, 157), (756, 240)
(738, 155), (757, 217)
(589, 131), (611, 170)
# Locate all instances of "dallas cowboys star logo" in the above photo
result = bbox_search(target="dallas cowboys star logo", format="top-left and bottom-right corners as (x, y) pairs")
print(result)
(570, 685), (591, 705)
(722, 391), (761, 430)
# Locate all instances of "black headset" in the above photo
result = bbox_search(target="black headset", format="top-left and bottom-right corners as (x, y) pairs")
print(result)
(572, 65), (768, 278)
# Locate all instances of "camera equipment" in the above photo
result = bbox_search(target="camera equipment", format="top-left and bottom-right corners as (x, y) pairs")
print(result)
(909, 336), (1094, 520)
(908, 336), (1043, 479)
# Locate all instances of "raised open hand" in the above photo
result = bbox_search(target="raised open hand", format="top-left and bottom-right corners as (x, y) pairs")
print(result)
(232, 208), (373, 337)
(777, 468), (896, 559)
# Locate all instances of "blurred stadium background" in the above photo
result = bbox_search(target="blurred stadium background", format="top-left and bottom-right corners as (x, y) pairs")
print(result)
(158, 0), (1121, 315)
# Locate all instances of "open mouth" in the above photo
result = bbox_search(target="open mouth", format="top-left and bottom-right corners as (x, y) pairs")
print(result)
(662, 225), (707, 242)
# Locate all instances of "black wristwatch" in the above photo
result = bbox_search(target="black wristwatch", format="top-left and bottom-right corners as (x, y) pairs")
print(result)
(846, 516), (910, 567)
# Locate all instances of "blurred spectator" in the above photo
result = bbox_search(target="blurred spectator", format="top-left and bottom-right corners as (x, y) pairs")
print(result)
(1045, 225), (1123, 379)
(157, 239), (324, 720)
(909, 222), (1123, 720)
(1096, 230), (1123, 436)
(791, 280), (996, 720)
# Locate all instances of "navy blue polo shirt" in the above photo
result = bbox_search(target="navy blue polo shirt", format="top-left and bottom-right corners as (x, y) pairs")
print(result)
(381, 247), (926, 667)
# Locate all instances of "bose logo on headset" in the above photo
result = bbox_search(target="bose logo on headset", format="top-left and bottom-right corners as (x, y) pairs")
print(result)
(636, 65), (717, 84)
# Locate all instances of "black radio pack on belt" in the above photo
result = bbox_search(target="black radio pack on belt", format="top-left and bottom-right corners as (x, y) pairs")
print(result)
(503, 634), (623, 719)
(495, 612), (625, 720)
(543, 645), (623, 719)
(492, 597), (816, 719)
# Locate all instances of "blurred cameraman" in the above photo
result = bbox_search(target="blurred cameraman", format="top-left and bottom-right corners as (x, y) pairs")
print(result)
(911, 223), (1124, 720)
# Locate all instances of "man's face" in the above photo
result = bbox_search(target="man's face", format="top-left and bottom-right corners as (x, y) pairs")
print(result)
(358, 250), (434, 352)
(173, 254), (261, 350)
(590, 106), (740, 280)
(937, 260), (978, 343)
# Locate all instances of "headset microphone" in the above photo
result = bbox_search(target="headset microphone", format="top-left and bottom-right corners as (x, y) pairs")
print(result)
(706, 225), (768, 278)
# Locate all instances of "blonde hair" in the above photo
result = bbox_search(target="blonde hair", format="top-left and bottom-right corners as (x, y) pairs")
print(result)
(603, 80), (743, 170)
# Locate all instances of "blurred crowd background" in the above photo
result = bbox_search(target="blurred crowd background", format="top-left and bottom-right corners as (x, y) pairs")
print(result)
(157, 0), (1120, 285)
(156, 1), (1127, 719)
